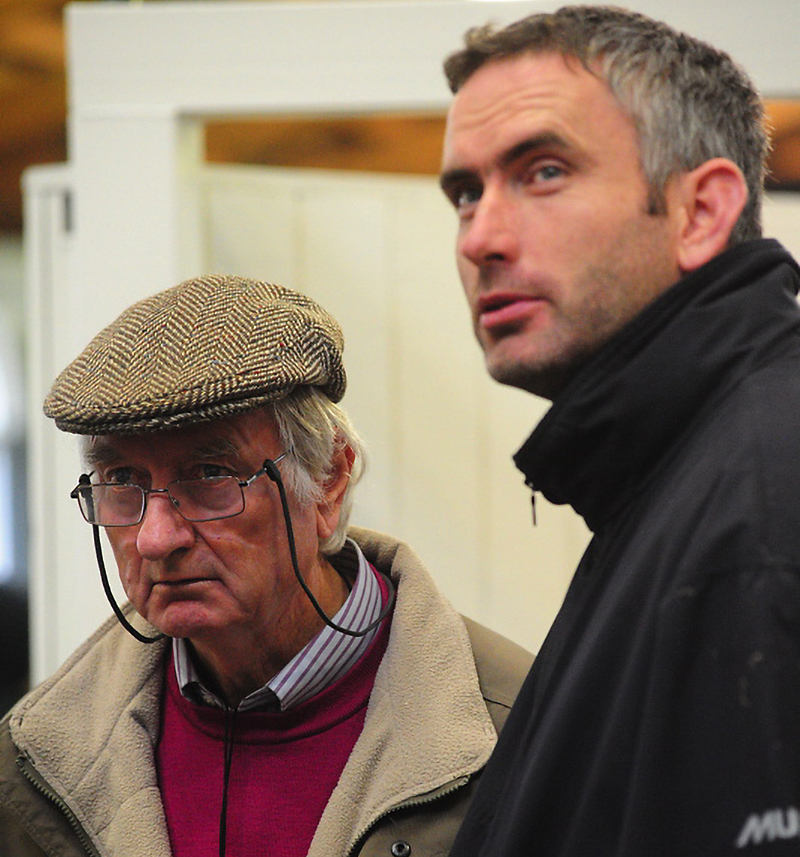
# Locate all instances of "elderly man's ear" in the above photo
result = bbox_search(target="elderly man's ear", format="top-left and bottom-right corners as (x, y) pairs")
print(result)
(672, 158), (749, 274)
(316, 444), (355, 540)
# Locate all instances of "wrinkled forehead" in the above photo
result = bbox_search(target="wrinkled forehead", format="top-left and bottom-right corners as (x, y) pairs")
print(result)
(441, 52), (628, 170)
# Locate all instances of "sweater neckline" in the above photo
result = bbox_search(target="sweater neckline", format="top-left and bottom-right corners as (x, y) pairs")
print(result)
(162, 611), (392, 745)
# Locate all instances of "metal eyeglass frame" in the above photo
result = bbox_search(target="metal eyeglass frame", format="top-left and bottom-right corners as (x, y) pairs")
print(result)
(71, 452), (289, 527)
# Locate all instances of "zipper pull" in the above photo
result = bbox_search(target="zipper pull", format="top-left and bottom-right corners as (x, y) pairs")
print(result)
(525, 480), (537, 526)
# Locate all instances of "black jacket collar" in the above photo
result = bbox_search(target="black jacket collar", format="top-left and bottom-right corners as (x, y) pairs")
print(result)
(513, 239), (800, 533)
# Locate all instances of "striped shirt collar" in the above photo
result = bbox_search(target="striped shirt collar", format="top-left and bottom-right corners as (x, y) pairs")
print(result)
(173, 538), (385, 712)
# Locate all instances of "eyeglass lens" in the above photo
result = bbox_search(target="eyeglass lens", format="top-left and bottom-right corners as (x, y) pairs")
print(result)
(76, 476), (246, 526)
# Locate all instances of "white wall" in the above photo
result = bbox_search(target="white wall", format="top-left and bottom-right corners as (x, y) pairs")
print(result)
(764, 193), (800, 259)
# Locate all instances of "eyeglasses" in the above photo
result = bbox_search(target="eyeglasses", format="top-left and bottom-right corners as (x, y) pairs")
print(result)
(70, 452), (288, 527)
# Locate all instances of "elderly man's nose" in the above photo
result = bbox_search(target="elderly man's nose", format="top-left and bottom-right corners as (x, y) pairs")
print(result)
(135, 494), (194, 560)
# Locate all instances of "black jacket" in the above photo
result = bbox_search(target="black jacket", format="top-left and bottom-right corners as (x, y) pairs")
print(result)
(450, 239), (800, 857)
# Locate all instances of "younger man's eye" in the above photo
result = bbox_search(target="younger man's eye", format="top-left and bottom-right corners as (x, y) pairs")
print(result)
(455, 186), (482, 210)
(529, 162), (566, 185)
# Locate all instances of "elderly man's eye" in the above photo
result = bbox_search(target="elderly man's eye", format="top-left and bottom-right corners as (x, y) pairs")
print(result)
(193, 463), (235, 480)
(106, 467), (134, 485)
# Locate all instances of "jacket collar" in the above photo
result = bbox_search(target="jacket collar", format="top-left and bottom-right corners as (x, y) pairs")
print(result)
(311, 527), (497, 855)
(514, 239), (800, 533)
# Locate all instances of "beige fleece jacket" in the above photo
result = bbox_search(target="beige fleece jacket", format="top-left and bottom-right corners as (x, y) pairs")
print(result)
(0, 527), (532, 857)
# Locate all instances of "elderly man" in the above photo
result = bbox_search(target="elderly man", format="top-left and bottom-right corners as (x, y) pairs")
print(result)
(439, 5), (800, 857)
(0, 275), (531, 857)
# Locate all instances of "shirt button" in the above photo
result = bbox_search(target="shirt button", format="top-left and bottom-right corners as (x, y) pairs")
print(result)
(391, 841), (411, 857)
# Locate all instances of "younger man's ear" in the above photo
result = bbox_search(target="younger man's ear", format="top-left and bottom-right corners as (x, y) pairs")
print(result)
(673, 158), (749, 274)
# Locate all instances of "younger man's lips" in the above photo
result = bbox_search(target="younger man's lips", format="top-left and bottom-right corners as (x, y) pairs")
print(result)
(478, 294), (545, 330)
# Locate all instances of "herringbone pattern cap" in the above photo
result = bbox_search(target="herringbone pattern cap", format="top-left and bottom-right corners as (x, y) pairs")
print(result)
(44, 274), (346, 435)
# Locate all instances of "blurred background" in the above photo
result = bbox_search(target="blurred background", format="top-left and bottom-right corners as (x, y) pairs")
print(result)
(0, 0), (798, 711)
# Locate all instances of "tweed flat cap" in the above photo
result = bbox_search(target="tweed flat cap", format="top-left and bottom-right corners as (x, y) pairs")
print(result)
(44, 274), (346, 435)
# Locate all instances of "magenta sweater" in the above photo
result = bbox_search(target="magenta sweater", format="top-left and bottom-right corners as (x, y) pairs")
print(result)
(156, 617), (391, 857)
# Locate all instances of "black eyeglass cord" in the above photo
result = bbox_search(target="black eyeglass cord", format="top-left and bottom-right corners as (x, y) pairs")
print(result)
(92, 523), (164, 644)
(264, 458), (396, 638)
(219, 703), (239, 857)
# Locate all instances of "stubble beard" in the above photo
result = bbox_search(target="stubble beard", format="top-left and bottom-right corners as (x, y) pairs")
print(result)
(471, 202), (678, 401)
(480, 287), (623, 401)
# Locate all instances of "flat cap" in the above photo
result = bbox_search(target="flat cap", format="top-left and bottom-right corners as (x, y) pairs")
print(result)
(44, 274), (346, 435)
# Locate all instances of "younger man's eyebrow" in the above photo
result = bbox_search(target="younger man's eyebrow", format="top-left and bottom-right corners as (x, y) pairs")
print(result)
(439, 167), (479, 196)
(498, 132), (572, 171)
(439, 131), (572, 193)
